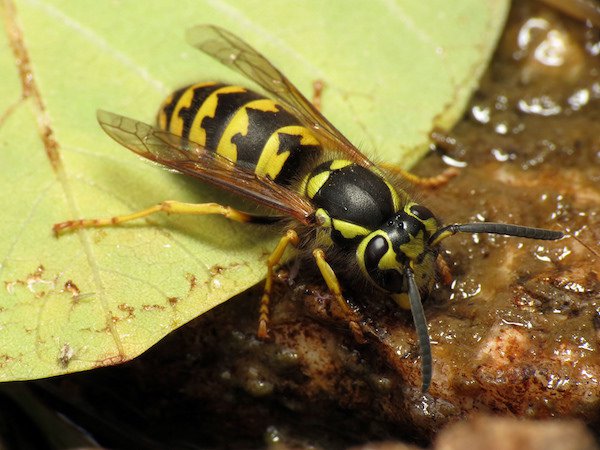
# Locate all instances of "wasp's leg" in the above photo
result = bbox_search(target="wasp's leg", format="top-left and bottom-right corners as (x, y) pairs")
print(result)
(311, 80), (325, 112)
(312, 248), (366, 343)
(52, 201), (277, 235)
(379, 162), (460, 189)
(258, 229), (300, 340)
(436, 254), (453, 286)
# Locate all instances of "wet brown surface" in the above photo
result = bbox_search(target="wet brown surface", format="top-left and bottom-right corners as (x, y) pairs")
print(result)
(24, 2), (600, 449)
(414, 0), (600, 420)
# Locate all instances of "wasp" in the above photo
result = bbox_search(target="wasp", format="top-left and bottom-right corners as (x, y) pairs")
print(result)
(54, 25), (563, 392)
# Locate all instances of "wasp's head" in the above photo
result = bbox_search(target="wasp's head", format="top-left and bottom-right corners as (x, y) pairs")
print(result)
(357, 203), (439, 298)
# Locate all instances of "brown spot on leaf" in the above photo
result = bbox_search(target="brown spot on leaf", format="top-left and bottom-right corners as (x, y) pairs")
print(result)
(186, 273), (198, 292)
(118, 303), (135, 320)
(0, 354), (16, 368)
(63, 280), (80, 296)
(142, 304), (166, 312)
(5, 264), (58, 298)
(210, 265), (225, 276)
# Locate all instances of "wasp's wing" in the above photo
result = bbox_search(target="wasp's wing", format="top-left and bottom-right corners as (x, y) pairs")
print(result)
(97, 110), (315, 225)
(185, 24), (373, 168)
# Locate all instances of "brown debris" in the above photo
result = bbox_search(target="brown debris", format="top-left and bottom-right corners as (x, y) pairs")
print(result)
(434, 415), (598, 450)
(2, 0), (62, 171)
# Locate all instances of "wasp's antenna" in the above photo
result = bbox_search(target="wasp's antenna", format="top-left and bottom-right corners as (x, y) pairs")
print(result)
(570, 233), (600, 257)
(405, 265), (432, 393)
(429, 222), (564, 247)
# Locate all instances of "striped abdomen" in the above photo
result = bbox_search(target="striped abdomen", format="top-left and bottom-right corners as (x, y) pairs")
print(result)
(157, 82), (322, 185)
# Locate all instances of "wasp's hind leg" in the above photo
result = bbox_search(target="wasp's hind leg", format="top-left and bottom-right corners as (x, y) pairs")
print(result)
(52, 201), (277, 235)
(379, 162), (459, 189)
(312, 248), (366, 343)
(380, 125), (467, 188)
(311, 80), (325, 112)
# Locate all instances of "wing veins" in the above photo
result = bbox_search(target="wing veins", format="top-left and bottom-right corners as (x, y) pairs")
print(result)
(186, 24), (373, 167)
(97, 110), (315, 224)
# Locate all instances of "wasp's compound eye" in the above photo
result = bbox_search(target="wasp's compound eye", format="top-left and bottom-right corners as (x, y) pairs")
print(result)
(364, 235), (388, 274)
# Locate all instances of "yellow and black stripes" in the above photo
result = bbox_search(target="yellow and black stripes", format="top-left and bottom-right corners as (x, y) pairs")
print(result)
(158, 83), (321, 185)
(158, 82), (224, 137)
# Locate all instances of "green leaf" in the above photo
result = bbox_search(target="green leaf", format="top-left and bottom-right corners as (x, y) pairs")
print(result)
(0, 0), (509, 381)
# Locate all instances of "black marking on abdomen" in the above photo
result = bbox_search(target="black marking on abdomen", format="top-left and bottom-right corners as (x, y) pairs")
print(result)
(161, 86), (187, 131)
(230, 105), (318, 182)
(272, 132), (320, 185)
(178, 83), (226, 139)
(202, 89), (264, 150)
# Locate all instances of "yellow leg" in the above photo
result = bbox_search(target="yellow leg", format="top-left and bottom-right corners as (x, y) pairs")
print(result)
(312, 80), (325, 112)
(258, 229), (299, 340)
(379, 162), (459, 189)
(53, 201), (256, 235)
(312, 248), (365, 343)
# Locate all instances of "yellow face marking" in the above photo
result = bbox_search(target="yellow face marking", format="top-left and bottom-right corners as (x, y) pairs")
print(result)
(217, 98), (278, 163)
(377, 236), (400, 271)
(329, 159), (353, 171)
(399, 230), (426, 260)
(305, 171), (331, 199)
(331, 219), (370, 240)
(255, 125), (319, 180)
